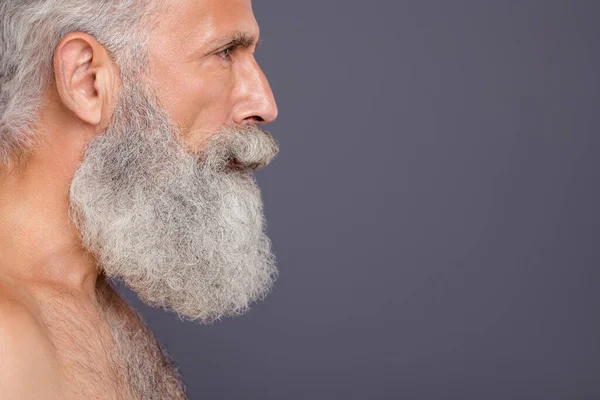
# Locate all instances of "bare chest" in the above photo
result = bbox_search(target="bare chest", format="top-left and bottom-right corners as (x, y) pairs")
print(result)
(39, 286), (186, 399)
(43, 310), (128, 399)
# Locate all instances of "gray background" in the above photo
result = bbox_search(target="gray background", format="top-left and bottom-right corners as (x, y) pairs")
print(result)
(118, 1), (600, 399)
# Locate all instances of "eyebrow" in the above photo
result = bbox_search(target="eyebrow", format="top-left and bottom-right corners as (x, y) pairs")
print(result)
(212, 31), (259, 51)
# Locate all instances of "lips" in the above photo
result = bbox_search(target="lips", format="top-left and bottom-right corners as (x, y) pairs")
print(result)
(226, 158), (246, 171)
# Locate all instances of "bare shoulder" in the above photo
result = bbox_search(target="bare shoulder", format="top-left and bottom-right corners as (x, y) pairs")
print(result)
(0, 280), (61, 399)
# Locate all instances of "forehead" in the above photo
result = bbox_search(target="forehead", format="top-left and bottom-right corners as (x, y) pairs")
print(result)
(151, 0), (258, 53)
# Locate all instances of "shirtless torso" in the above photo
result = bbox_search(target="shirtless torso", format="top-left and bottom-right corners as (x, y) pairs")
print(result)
(0, 274), (186, 399)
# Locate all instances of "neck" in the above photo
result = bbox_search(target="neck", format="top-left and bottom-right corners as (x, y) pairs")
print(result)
(0, 135), (98, 296)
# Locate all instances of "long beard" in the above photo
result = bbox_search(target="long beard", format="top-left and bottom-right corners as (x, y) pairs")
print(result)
(69, 85), (279, 323)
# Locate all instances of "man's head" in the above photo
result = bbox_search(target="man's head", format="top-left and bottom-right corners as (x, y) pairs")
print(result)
(0, 0), (279, 323)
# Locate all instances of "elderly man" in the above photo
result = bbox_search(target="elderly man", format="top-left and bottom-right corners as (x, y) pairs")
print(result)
(0, 0), (279, 398)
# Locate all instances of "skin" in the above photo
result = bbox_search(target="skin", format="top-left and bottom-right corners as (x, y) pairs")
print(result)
(0, 0), (277, 397)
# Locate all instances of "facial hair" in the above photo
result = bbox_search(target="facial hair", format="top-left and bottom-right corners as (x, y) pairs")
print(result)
(69, 84), (279, 323)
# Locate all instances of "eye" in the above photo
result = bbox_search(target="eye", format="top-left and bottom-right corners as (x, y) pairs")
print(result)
(217, 46), (235, 61)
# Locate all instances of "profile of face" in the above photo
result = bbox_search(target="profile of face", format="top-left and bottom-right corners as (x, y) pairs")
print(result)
(69, 0), (280, 323)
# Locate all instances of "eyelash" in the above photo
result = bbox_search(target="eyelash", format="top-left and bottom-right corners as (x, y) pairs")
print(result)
(217, 46), (235, 61)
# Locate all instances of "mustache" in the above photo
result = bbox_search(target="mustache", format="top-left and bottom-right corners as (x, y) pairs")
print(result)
(196, 125), (280, 172)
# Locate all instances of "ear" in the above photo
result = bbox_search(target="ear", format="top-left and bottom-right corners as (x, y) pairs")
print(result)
(53, 32), (119, 132)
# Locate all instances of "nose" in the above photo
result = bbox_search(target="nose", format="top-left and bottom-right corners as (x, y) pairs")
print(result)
(232, 59), (278, 125)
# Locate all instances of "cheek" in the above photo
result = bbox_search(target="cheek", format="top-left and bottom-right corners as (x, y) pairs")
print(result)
(150, 59), (234, 141)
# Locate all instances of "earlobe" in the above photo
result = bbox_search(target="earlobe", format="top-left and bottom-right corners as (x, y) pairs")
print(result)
(53, 33), (116, 129)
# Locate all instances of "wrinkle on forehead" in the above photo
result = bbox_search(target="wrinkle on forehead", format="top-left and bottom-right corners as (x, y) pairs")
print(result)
(149, 0), (258, 63)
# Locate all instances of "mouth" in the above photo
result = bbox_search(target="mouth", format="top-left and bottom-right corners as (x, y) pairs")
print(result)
(225, 156), (266, 172)
(226, 158), (248, 171)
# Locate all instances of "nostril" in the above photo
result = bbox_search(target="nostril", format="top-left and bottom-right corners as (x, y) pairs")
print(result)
(246, 115), (265, 124)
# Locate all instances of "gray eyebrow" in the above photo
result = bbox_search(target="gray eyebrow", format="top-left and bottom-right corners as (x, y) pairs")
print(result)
(214, 31), (258, 50)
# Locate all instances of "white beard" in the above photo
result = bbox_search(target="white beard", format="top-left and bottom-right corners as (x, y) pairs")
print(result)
(69, 84), (279, 323)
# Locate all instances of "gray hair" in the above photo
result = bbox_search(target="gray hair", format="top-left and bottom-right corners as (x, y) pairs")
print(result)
(0, 0), (155, 166)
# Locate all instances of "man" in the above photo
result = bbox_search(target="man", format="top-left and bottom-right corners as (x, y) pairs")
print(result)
(0, 0), (279, 398)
